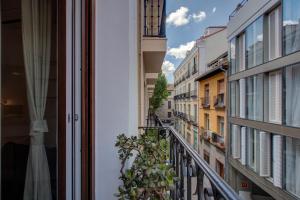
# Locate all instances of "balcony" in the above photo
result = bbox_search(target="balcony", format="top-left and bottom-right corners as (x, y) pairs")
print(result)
(190, 90), (197, 98)
(201, 96), (210, 108)
(142, 0), (167, 73)
(201, 128), (225, 152)
(141, 117), (240, 200)
(214, 93), (225, 109)
(143, 0), (166, 37)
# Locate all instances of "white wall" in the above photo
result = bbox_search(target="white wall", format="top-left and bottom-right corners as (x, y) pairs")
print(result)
(95, 0), (138, 199)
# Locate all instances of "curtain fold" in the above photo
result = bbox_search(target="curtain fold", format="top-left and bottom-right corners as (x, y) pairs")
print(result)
(22, 0), (52, 199)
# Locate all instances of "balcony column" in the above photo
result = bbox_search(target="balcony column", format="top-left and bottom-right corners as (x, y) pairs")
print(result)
(196, 166), (204, 200)
(187, 155), (192, 200)
(179, 146), (185, 199)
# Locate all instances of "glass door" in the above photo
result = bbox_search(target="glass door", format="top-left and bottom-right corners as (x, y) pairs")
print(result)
(1, 0), (59, 199)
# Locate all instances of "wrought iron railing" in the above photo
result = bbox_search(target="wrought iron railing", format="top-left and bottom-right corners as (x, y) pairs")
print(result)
(201, 96), (210, 108)
(214, 93), (225, 109)
(229, 0), (248, 20)
(144, 0), (166, 37)
(146, 117), (240, 200)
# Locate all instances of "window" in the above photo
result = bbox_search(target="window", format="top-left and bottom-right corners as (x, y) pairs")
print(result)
(230, 81), (240, 117)
(218, 79), (225, 94)
(204, 84), (209, 105)
(247, 128), (260, 172)
(237, 33), (246, 71)
(168, 101), (171, 109)
(246, 16), (263, 68)
(283, 0), (300, 55)
(285, 137), (300, 198)
(205, 84), (209, 97)
(231, 124), (241, 159)
(1, 0), (59, 198)
(204, 150), (210, 164)
(168, 112), (172, 118)
(239, 78), (246, 118)
(216, 160), (224, 178)
(230, 38), (237, 75)
(246, 74), (263, 121)
(218, 116), (225, 136)
(194, 104), (197, 122)
(268, 7), (281, 60)
(285, 64), (300, 128)
(204, 114), (210, 130)
(268, 70), (282, 124)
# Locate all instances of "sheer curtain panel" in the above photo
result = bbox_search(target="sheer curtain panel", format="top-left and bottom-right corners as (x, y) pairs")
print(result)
(22, 0), (52, 199)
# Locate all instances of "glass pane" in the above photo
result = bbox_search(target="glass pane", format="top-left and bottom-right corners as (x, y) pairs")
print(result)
(285, 137), (300, 198)
(246, 74), (263, 121)
(1, 0), (58, 199)
(285, 64), (300, 127)
(230, 39), (236, 75)
(283, 0), (300, 55)
(246, 17), (264, 68)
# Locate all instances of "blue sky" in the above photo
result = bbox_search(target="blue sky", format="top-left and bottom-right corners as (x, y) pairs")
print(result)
(162, 0), (242, 82)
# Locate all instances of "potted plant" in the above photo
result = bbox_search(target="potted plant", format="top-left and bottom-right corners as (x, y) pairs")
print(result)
(115, 131), (176, 200)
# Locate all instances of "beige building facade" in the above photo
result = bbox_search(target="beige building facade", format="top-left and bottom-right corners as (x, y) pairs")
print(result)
(157, 84), (175, 123)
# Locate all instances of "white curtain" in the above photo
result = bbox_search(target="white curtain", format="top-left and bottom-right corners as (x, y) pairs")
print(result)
(22, 0), (52, 199)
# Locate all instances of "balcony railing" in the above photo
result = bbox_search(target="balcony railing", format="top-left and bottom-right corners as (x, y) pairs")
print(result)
(144, 0), (166, 37)
(214, 93), (225, 109)
(145, 117), (240, 200)
(190, 90), (197, 98)
(201, 96), (210, 108)
(201, 128), (225, 152)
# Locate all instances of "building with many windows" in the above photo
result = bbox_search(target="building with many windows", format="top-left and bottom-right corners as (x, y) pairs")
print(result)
(227, 0), (300, 199)
(174, 45), (199, 147)
(157, 84), (175, 123)
(196, 53), (228, 179)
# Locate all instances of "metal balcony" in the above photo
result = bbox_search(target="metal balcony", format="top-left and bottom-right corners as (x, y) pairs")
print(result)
(144, 116), (240, 200)
(144, 0), (166, 37)
(214, 93), (225, 109)
(201, 96), (210, 108)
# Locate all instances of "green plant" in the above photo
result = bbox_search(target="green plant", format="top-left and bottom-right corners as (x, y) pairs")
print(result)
(149, 72), (169, 114)
(115, 131), (176, 200)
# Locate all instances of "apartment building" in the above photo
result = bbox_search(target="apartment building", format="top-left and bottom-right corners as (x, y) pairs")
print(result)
(0, 0), (166, 199)
(174, 46), (199, 148)
(157, 84), (175, 123)
(227, 0), (300, 199)
(196, 53), (228, 179)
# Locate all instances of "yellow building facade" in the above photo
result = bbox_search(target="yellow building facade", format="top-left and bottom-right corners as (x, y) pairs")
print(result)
(196, 56), (228, 178)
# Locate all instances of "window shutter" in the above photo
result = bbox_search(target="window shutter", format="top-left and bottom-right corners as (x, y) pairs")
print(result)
(232, 125), (241, 159)
(239, 78), (246, 118)
(240, 127), (246, 165)
(273, 135), (283, 188)
(269, 71), (282, 124)
(259, 131), (271, 177)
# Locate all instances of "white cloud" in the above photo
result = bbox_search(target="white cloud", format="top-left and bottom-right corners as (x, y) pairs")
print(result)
(167, 41), (196, 59)
(162, 60), (175, 76)
(192, 11), (206, 22)
(283, 20), (299, 26)
(212, 7), (216, 13)
(166, 6), (190, 27)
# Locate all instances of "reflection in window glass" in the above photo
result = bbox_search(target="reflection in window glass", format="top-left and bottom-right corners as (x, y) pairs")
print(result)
(285, 137), (300, 198)
(246, 74), (263, 121)
(283, 0), (300, 55)
(285, 64), (300, 127)
(246, 17), (263, 68)
(247, 128), (260, 173)
(230, 39), (236, 75)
